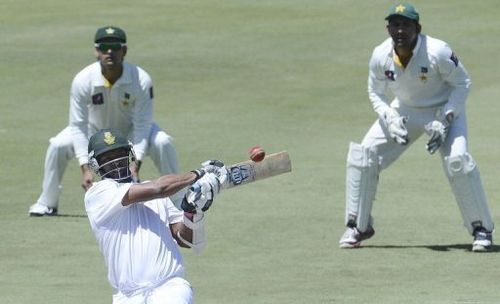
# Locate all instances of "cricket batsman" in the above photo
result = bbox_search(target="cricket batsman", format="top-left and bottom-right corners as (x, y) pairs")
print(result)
(339, 3), (494, 252)
(85, 128), (227, 303)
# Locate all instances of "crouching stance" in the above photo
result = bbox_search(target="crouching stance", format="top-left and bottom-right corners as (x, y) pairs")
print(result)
(339, 3), (494, 252)
(85, 128), (227, 303)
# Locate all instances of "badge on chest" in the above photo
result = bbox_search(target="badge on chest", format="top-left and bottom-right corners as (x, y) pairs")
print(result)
(419, 67), (428, 83)
(122, 92), (131, 107)
(92, 93), (104, 105)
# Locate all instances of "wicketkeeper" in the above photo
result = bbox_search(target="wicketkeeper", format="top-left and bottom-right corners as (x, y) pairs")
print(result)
(339, 3), (494, 252)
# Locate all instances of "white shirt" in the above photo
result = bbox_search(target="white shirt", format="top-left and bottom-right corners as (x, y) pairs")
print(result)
(368, 34), (471, 119)
(85, 179), (185, 296)
(69, 61), (154, 165)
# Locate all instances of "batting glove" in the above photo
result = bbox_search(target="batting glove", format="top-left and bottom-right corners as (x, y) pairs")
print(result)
(181, 173), (221, 214)
(201, 160), (228, 188)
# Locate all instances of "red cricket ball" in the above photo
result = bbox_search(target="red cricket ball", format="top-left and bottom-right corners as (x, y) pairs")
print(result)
(249, 146), (265, 162)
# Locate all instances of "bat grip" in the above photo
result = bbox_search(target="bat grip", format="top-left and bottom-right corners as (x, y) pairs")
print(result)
(220, 168), (232, 190)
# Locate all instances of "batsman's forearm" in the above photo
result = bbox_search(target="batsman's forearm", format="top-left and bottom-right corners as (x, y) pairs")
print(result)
(171, 222), (193, 248)
(153, 172), (197, 197)
(80, 163), (91, 173)
(122, 172), (197, 206)
(178, 223), (193, 246)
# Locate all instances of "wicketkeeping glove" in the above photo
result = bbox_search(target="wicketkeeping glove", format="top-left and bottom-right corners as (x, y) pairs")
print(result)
(383, 108), (409, 145)
(181, 173), (221, 214)
(425, 119), (449, 154)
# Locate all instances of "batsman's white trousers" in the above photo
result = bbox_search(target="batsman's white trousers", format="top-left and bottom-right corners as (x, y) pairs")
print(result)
(35, 123), (181, 208)
(112, 277), (193, 304)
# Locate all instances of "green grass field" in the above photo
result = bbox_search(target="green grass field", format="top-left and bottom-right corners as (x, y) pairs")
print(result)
(1, 1), (500, 303)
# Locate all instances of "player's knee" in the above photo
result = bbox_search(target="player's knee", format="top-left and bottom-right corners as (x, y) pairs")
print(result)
(445, 152), (476, 177)
(48, 135), (72, 154)
(154, 131), (174, 149)
(347, 142), (378, 169)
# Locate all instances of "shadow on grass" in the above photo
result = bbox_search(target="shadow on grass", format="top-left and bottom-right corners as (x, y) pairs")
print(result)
(363, 244), (500, 252)
(29, 214), (87, 218)
(55, 214), (88, 218)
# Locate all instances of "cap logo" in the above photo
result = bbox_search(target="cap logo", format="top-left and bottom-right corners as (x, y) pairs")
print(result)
(103, 132), (116, 145)
(105, 27), (115, 35)
(395, 4), (405, 13)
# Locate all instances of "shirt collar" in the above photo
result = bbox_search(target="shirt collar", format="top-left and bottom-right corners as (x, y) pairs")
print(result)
(91, 62), (132, 88)
(392, 34), (422, 67)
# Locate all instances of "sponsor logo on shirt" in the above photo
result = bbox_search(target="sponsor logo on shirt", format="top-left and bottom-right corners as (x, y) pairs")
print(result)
(385, 70), (395, 81)
(92, 93), (104, 105)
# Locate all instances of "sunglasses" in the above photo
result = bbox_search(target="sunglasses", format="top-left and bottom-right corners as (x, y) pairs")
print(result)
(94, 42), (126, 52)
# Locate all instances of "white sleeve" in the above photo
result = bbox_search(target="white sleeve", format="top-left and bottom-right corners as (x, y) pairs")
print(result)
(69, 73), (91, 166)
(367, 50), (391, 118)
(131, 67), (154, 161)
(436, 45), (471, 118)
(85, 180), (132, 227)
(166, 198), (184, 224)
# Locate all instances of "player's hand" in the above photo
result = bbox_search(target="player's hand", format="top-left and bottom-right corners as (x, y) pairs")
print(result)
(129, 161), (141, 183)
(383, 108), (409, 145)
(201, 160), (228, 188)
(181, 173), (221, 214)
(81, 167), (94, 191)
(425, 119), (449, 154)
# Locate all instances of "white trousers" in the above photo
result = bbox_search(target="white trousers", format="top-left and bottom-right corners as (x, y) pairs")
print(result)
(362, 103), (467, 167)
(35, 123), (181, 208)
(354, 101), (493, 233)
(113, 277), (193, 304)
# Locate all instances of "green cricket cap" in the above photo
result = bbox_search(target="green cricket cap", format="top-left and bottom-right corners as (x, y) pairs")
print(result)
(94, 26), (127, 43)
(88, 128), (129, 158)
(385, 3), (420, 22)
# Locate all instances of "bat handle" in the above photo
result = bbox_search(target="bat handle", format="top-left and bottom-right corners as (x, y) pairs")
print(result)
(220, 168), (232, 190)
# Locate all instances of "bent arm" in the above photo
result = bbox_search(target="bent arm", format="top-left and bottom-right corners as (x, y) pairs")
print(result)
(368, 51), (391, 119)
(69, 76), (91, 166)
(438, 46), (471, 118)
(121, 172), (197, 206)
(131, 68), (154, 161)
(171, 212), (207, 253)
(170, 221), (193, 248)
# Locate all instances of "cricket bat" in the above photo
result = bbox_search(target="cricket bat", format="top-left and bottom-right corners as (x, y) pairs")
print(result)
(223, 151), (292, 189)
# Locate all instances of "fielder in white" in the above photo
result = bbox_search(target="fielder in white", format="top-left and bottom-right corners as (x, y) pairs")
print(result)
(85, 128), (226, 304)
(339, 3), (494, 252)
(29, 26), (181, 216)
